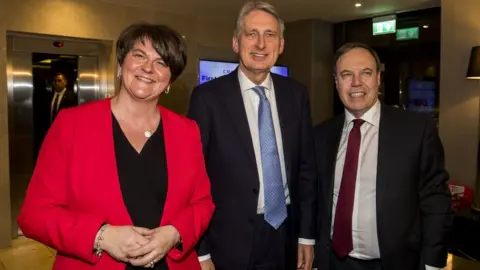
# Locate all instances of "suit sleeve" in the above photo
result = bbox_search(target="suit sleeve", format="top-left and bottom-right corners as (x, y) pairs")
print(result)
(298, 85), (317, 240)
(419, 117), (453, 267)
(17, 109), (105, 264)
(186, 87), (213, 257)
(187, 87), (211, 159)
(168, 122), (215, 261)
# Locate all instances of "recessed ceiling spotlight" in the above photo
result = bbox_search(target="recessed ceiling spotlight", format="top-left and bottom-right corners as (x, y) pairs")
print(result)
(423, 25), (429, 28)
(355, 2), (362, 7)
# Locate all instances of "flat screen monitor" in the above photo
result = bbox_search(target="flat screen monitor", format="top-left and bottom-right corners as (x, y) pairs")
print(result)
(198, 59), (289, 84)
(407, 79), (436, 117)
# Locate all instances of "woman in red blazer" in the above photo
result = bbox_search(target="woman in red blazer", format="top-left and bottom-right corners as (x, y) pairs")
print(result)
(17, 23), (214, 270)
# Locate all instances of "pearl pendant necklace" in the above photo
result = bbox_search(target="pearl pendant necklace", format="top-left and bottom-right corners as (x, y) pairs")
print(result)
(144, 131), (152, 138)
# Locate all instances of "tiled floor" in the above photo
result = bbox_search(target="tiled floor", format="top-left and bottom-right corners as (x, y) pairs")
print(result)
(0, 237), (479, 269)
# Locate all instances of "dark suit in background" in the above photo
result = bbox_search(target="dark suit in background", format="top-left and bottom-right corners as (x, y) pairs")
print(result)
(33, 87), (77, 163)
(50, 89), (78, 122)
(314, 105), (452, 270)
(188, 70), (316, 269)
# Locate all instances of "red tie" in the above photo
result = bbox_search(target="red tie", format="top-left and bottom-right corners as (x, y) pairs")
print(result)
(332, 118), (365, 258)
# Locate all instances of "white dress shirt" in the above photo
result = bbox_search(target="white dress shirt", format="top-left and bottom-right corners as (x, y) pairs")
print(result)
(330, 100), (440, 270)
(331, 100), (381, 260)
(198, 69), (314, 262)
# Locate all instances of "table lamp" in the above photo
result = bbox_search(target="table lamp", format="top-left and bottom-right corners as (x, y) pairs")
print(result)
(467, 46), (480, 211)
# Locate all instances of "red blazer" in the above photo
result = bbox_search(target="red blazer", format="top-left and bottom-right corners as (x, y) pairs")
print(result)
(17, 98), (214, 270)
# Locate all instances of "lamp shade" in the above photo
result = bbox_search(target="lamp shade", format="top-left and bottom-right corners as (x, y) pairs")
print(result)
(466, 46), (480, 79)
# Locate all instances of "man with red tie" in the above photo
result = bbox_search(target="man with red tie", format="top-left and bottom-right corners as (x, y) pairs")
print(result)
(313, 42), (452, 270)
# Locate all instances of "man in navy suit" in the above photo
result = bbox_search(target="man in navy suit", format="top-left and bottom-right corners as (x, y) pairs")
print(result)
(187, 1), (317, 270)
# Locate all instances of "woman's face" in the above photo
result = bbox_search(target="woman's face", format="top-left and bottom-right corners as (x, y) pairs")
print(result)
(120, 39), (171, 101)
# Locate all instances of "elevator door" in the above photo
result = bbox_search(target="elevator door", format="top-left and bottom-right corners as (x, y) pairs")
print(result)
(6, 32), (111, 238)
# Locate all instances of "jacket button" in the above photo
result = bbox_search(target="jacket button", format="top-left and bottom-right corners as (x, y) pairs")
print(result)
(252, 188), (258, 194)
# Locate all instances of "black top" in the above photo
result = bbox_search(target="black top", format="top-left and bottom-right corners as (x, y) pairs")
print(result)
(112, 114), (169, 270)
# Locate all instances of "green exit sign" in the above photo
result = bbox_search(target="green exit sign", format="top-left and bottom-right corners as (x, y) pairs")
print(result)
(372, 15), (397, 36)
(373, 20), (396, 35)
(396, 27), (419, 40)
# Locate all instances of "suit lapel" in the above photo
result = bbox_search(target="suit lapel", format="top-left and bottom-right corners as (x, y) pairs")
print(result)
(57, 90), (68, 111)
(271, 75), (293, 183)
(326, 115), (345, 223)
(376, 105), (396, 221)
(222, 71), (257, 166)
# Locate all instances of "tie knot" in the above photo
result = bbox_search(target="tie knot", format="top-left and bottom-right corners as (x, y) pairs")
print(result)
(352, 119), (365, 129)
(252, 86), (266, 99)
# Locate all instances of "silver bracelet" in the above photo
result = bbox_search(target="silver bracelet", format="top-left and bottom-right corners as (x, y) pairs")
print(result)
(94, 224), (109, 257)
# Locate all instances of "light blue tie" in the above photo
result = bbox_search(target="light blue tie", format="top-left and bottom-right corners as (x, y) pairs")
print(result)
(252, 85), (287, 229)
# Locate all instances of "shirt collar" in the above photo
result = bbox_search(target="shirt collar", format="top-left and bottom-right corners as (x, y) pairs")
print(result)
(344, 99), (381, 127)
(237, 68), (272, 91)
(54, 88), (67, 95)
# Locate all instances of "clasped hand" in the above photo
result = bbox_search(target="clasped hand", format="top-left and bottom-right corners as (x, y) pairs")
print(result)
(100, 225), (180, 268)
(127, 225), (180, 267)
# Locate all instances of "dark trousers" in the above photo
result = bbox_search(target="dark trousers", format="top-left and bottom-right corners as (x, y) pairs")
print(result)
(329, 251), (382, 270)
(247, 214), (294, 270)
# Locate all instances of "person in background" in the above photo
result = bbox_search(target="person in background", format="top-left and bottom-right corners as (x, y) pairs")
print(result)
(32, 72), (77, 162)
(314, 42), (452, 270)
(188, 1), (316, 270)
(50, 72), (77, 123)
(18, 22), (214, 270)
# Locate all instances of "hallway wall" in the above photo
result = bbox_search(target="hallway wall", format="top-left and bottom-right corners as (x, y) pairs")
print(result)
(439, 0), (480, 193)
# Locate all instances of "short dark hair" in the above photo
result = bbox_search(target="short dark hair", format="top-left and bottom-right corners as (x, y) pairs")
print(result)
(54, 72), (67, 81)
(333, 42), (381, 75)
(116, 22), (187, 83)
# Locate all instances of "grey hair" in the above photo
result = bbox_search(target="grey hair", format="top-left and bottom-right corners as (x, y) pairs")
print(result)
(234, 1), (285, 38)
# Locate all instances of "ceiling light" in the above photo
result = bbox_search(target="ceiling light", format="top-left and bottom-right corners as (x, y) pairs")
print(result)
(355, 2), (362, 7)
(423, 25), (429, 28)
